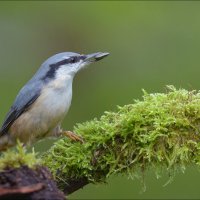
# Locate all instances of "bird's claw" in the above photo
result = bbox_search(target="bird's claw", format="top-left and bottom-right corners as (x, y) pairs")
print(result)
(62, 131), (84, 143)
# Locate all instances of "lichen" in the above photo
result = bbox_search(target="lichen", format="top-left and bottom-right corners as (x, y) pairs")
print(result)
(42, 86), (200, 189)
(0, 141), (39, 170)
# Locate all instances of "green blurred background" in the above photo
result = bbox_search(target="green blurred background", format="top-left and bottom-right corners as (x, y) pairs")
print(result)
(0, 1), (200, 199)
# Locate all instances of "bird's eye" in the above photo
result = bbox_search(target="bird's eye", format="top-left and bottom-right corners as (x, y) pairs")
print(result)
(70, 57), (79, 64)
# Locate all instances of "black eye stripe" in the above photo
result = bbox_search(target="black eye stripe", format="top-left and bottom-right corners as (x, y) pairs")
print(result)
(80, 55), (87, 60)
(69, 56), (80, 63)
(54, 56), (85, 66)
(55, 59), (70, 66)
(41, 56), (86, 81)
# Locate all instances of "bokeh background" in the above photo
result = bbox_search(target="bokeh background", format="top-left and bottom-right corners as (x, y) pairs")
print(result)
(0, 1), (200, 199)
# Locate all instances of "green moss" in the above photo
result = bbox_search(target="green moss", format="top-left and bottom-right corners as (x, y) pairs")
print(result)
(0, 141), (39, 170)
(42, 86), (200, 189)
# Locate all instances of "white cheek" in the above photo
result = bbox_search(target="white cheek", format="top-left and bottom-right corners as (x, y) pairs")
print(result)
(56, 66), (72, 80)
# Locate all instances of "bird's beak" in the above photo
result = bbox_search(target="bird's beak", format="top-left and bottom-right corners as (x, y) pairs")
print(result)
(77, 52), (109, 72)
(83, 52), (110, 63)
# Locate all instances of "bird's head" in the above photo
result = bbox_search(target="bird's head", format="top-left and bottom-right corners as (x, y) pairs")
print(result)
(40, 52), (109, 81)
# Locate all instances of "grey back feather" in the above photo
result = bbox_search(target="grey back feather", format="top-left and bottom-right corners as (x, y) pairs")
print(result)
(0, 80), (42, 136)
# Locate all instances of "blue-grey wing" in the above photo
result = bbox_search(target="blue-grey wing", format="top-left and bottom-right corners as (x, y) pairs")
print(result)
(0, 81), (42, 136)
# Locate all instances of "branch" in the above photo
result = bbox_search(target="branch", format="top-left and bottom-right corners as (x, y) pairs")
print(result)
(0, 165), (65, 200)
(42, 86), (200, 193)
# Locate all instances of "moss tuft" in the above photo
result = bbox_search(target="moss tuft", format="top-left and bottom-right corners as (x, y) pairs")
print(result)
(43, 86), (200, 189)
(0, 141), (39, 170)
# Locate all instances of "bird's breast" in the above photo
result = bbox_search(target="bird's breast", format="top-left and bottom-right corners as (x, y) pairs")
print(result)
(32, 79), (72, 126)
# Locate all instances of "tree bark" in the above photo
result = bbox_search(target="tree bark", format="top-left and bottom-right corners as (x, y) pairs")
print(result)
(0, 166), (66, 200)
(63, 177), (88, 195)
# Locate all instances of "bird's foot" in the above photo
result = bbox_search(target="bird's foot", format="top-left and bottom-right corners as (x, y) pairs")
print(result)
(62, 131), (84, 143)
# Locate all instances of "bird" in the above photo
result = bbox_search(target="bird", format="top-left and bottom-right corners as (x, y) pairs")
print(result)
(0, 52), (109, 151)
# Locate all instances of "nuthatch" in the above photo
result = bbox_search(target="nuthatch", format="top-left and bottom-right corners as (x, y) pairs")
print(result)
(0, 52), (109, 151)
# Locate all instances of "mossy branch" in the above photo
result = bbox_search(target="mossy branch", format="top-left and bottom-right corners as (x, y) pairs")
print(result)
(42, 85), (200, 192)
(1, 85), (200, 195)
